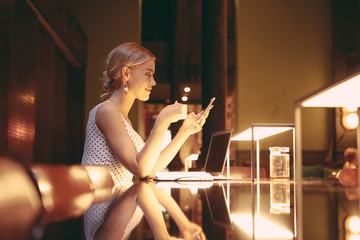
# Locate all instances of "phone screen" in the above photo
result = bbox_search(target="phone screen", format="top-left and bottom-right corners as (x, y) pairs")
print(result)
(198, 97), (215, 123)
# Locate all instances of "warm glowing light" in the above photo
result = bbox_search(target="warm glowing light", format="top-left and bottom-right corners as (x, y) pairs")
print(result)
(82, 165), (115, 204)
(184, 87), (191, 92)
(86, 168), (101, 184)
(184, 154), (199, 171)
(17, 92), (35, 104)
(301, 73), (360, 107)
(270, 182), (291, 214)
(347, 216), (360, 232)
(345, 113), (359, 129)
(72, 193), (95, 214)
(185, 154), (199, 161)
(8, 120), (35, 141)
(0, 159), (42, 237)
(231, 127), (293, 141)
(37, 180), (54, 212)
(189, 187), (198, 194)
(69, 166), (89, 181)
(348, 234), (360, 240)
(346, 105), (358, 112)
(181, 96), (188, 102)
(155, 181), (213, 190)
(346, 216), (360, 240)
(231, 214), (293, 239)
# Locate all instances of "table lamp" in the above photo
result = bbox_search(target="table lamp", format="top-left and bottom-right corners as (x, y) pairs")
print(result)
(231, 123), (296, 238)
(231, 123), (295, 182)
(294, 71), (360, 240)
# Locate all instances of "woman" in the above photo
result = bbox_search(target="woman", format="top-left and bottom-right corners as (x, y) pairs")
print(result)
(81, 42), (210, 239)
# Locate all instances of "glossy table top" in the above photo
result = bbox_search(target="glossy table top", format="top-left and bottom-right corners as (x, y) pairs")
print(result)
(119, 178), (359, 240)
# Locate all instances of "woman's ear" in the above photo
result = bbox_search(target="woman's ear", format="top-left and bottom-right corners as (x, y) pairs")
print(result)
(121, 67), (130, 81)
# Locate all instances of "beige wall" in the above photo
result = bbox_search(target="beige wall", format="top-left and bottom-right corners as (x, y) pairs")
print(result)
(234, 0), (333, 151)
(66, 0), (142, 130)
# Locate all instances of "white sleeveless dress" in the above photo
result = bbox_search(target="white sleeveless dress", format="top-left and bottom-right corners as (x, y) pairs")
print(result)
(81, 101), (145, 240)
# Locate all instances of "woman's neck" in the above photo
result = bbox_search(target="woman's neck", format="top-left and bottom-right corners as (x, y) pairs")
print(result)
(107, 90), (134, 117)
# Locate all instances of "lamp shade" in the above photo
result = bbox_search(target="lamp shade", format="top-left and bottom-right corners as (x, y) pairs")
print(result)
(231, 126), (293, 141)
(299, 72), (360, 108)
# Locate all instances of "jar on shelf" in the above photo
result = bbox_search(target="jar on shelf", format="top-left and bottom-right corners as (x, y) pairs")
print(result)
(269, 146), (290, 180)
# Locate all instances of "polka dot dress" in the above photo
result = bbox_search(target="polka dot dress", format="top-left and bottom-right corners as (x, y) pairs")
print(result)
(81, 101), (145, 240)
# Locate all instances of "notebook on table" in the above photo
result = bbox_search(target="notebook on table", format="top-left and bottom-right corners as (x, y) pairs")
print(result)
(155, 129), (233, 181)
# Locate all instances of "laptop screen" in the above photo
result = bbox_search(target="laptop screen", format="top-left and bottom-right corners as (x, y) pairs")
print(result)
(205, 184), (233, 229)
(204, 129), (233, 175)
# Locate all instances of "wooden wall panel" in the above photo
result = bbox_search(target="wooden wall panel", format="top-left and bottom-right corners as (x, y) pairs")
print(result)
(2, 0), (86, 168)
(66, 65), (85, 165)
(1, 0), (87, 239)
(7, 0), (37, 167)
(29, 0), (87, 67)
(51, 49), (69, 164)
(33, 24), (55, 163)
(0, 0), (11, 154)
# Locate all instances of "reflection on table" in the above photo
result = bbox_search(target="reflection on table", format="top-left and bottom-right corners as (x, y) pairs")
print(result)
(1, 156), (360, 240)
(132, 178), (360, 240)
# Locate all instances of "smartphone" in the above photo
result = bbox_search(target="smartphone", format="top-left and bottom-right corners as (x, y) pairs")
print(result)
(198, 97), (215, 123)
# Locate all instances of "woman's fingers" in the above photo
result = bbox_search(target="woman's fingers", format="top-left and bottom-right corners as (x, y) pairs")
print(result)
(192, 228), (206, 240)
(196, 110), (205, 122)
(192, 121), (202, 131)
(205, 105), (213, 115)
(163, 101), (187, 123)
(198, 117), (206, 127)
(200, 231), (206, 240)
(197, 104), (213, 123)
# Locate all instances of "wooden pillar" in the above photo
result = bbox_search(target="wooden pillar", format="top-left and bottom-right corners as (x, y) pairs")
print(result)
(167, 0), (185, 170)
(201, 0), (228, 167)
(201, 1), (228, 238)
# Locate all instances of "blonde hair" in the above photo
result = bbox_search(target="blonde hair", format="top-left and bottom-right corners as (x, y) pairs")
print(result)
(101, 42), (156, 98)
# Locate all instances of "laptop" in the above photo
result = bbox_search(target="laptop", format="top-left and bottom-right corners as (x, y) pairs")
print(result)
(155, 129), (233, 181)
(205, 183), (234, 230)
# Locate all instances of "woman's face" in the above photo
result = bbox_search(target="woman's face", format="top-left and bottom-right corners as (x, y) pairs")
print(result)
(128, 59), (156, 101)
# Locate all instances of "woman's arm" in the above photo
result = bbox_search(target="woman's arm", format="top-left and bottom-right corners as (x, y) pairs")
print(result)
(152, 185), (206, 240)
(96, 102), (183, 178)
(150, 107), (212, 175)
(150, 112), (200, 175)
(94, 182), (172, 240)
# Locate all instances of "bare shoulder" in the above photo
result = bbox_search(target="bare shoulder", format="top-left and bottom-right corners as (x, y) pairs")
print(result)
(95, 102), (125, 132)
(96, 102), (116, 121)
(97, 101), (116, 115)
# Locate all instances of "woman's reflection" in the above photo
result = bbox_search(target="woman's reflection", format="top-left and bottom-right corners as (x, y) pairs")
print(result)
(92, 180), (206, 240)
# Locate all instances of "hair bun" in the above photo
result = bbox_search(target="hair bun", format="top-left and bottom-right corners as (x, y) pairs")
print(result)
(102, 71), (115, 90)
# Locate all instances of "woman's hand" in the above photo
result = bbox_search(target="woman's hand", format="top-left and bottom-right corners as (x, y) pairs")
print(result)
(180, 105), (213, 136)
(196, 104), (213, 127)
(158, 101), (185, 124)
(179, 221), (206, 240)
